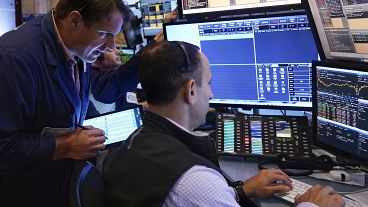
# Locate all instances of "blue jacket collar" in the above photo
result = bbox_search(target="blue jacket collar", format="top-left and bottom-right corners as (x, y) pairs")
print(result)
(40, 12), (88, 124)
(41, 11), (64, 67)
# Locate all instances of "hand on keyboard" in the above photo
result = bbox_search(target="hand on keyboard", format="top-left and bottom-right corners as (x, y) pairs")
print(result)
(276, 178), (360, 207)
(294, 184), (345, 207)
(243, 168), (293, 198)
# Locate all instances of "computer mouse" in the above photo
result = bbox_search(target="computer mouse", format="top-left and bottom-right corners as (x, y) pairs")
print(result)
(329, 170), (351, 182)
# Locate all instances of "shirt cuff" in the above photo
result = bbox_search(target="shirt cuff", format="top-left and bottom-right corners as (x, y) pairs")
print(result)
(297, 202), (319, 207)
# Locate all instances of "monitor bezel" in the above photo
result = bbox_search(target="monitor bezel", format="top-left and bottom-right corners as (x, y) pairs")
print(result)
(302, 0), (326, 61)
(312, 60), (368, 164)
(177, 0), (304, 19)
(164, 11), (316, 111)
(84, 105), (143, 120)
(305, 0), (368, 62)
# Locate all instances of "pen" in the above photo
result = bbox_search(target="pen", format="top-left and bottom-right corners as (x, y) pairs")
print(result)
(75, 123), (89, 130)
(75, 123), (108, 140)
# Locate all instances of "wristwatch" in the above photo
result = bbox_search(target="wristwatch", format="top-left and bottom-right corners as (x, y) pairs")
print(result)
(231, 181), (257, 207)
(232, 182), (246, 204)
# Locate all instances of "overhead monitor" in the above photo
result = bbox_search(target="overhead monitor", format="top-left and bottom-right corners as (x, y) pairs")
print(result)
(313, 61), (368, 163)
(307, 0), (368, 62)
(178, 0), (302, 18)
(141, 0), (177, 36)
(164, 13), (319, 110)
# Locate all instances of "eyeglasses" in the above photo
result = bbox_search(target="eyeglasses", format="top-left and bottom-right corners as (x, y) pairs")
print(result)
(171, 41), (199, 73)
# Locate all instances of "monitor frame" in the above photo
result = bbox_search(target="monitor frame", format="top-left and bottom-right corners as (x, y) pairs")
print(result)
(305, 0), (368, 62)
(177, 0), (304, 19)
(312, 60), (368, 164)
(122, 15), (143, 49)
(85, 105), (143, 120)
(164, 11), (317, 111)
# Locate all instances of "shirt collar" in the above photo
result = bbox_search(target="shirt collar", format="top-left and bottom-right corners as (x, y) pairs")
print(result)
(51, 9), (77, 65)
(163, 116), (208, 137)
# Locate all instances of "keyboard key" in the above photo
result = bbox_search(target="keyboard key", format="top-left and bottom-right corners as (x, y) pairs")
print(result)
(275, 178), (361, 207)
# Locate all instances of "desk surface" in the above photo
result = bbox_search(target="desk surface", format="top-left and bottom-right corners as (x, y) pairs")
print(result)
(219, 155), (368, 207)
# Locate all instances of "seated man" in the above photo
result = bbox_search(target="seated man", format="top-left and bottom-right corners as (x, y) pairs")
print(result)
(103, 41), (344, 207)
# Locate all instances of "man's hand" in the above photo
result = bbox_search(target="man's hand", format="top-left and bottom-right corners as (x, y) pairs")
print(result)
(295, 184), (345, 207)
(53, 126), (106, 160)
(164, 9), (177, 23)
(243, 168), (292, 198)
(154, 10), (178, 42)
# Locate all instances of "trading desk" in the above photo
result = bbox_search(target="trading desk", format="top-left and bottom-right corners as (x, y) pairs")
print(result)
(219, 155), (368, 207)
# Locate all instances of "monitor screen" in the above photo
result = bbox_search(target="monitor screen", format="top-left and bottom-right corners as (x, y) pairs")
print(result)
(141, 0), (177, 36)
(307, 0), (368, 61)
(179, 0), (302, 18)
(83, 107), (143, 146)
(313, 61), (368, 162)
(164, 13), (319, 109)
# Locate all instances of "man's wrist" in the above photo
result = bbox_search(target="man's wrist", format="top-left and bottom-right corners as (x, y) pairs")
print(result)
(52, 136), (69, 160)
(242, 180), (254, 197)
(234, 184), (246, 205)
(232, 181), (256, 207)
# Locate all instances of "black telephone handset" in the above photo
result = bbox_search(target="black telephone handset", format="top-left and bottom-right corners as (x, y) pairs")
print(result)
(276, 154), (334, 171)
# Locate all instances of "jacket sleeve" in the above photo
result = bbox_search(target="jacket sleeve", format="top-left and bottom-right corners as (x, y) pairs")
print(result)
(90, 54), (140, 104)
(0, 52), (55, 176)
(90, 39), (160, 104)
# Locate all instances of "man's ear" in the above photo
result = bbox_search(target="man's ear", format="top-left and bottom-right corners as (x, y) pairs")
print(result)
(183, 79), (196, 105)
(67, 11), (83, 31)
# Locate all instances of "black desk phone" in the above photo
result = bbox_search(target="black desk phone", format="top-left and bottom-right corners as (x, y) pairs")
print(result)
(215, 114), (312, 159)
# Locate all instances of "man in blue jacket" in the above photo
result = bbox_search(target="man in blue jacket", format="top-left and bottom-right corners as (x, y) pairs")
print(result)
(0, 0), (133, 206)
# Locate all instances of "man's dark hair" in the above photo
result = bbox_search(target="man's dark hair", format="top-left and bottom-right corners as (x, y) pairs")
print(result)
(139, 41), (203, 106)
(55, 0), (131, 27)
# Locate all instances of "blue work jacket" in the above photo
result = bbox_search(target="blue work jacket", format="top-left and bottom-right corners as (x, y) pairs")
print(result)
(0, 11), (139, 207)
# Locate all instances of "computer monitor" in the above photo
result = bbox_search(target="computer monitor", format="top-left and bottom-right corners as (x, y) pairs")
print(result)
(307, 0), (368, 62)
(178, 0), (303, 18)
(122, 14), (143, 48)
(313, 61), (368, 163)
(164, 13), (319, 110)
(141, 0), (177, 36)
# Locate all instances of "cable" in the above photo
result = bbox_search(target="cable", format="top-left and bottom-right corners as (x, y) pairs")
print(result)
(231, 107), (237, 115)
(333, 165), (361, 173)
(334, 163), (361, 172)
(360, 168), (368, 174)
(280, 110), (286, 116)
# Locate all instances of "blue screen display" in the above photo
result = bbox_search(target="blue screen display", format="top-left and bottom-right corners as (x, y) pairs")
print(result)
(165, 14), (319, 109)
